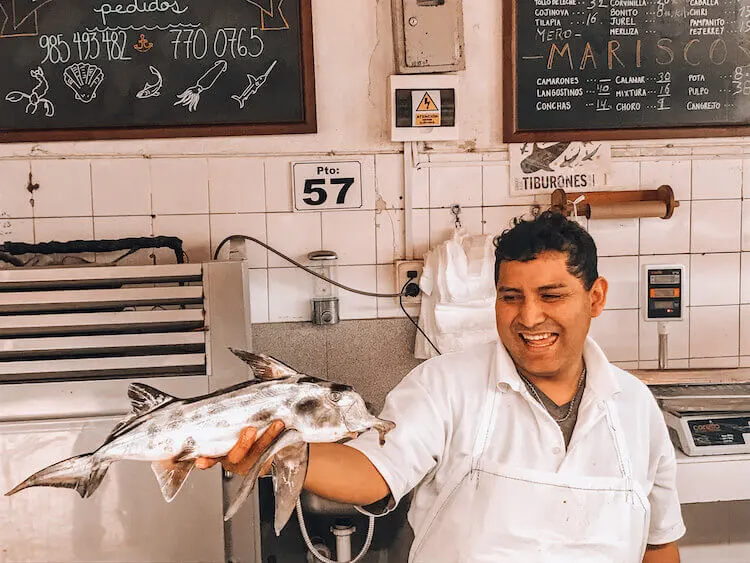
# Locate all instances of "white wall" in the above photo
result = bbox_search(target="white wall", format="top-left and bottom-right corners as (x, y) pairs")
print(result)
(0, 1), (748, 556)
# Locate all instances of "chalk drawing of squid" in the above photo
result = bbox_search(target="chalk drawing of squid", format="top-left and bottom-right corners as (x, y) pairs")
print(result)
(136, 65), (163, 99)
(63, 63), (105, 103)
(174, 60), (228, 112)
(5, 66), (55, 117)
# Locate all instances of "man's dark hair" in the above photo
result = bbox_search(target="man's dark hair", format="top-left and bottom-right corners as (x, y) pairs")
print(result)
(494, 211), (598, 290)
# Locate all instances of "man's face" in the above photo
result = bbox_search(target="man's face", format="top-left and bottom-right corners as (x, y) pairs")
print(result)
(495, 250), (608, 379)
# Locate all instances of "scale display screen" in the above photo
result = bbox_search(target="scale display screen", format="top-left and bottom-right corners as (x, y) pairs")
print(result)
(650, 274), (681, 285)
(645, 266), (683, 320)
(689, 417), (750, 447)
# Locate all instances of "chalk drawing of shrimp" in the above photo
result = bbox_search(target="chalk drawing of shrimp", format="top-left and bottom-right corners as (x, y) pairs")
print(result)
(6, 66), (55, 117)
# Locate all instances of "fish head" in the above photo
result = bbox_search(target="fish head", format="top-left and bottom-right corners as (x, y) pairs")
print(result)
(292, 378), (395, 445)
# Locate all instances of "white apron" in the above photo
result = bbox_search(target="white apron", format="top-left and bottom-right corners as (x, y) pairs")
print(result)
(409, 368), (650, 563)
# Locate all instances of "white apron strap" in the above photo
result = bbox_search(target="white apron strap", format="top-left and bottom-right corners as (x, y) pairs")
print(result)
(470, 362), (501, 472)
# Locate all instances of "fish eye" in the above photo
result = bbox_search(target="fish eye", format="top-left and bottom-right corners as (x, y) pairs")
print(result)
(330, 391), (342, 403)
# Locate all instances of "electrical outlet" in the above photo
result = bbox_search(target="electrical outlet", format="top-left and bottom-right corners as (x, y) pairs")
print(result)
(395, 259), (424, 304)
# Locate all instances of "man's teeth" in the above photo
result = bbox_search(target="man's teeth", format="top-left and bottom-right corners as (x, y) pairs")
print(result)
(523, 333), (553, 341)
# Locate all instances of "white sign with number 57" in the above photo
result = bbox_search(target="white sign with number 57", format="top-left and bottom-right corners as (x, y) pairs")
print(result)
(292, 161), (363, 212)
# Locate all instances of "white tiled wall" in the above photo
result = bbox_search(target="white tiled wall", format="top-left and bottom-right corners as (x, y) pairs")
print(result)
(2, 151), (750, 368)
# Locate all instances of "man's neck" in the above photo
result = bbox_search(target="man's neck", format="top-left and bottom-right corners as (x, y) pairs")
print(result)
(519, 358), (585, 407)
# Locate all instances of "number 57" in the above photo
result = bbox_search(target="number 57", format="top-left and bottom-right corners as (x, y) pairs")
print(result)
(303, 178), (356, 206)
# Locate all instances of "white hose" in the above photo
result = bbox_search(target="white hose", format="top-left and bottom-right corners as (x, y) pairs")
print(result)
(296, 499), (376, 563)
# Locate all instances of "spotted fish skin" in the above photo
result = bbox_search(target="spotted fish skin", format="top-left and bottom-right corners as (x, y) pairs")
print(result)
(5, 350), (395, 531)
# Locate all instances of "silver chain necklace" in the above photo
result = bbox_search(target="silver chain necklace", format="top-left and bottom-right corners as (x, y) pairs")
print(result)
(521, 366), (586, 423)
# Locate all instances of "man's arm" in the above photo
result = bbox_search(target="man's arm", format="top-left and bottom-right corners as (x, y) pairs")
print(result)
(642, 541), (680, 563)
(195, 423), (391, 506)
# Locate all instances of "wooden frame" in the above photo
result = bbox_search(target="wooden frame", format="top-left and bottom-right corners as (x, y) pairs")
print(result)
(502, 0), (749, 142)
(0, 0), (316, 143)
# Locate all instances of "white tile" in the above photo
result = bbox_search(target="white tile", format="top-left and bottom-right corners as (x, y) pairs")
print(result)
(210, 213), (268, 268)
(34, 217), (93, 242)
(742, 305), (750, 356)
(0, 161), (34, 218)
(266, 212), (321, 267)
(588, 218), (639, 257)
(640, 160), (691, 202)
(30, 160), (92, 218)
(605, 160), (640, 189)
(689, 357), (739, 369)
(483, 164), (516, 206)
(94, 216), (152, 238)
(91, 159), (151, 216)
(690, 253), (740, 306)
(207, 158), (265, 214)
(337, 265), (378, 320)
(375, 153), (404, 209)
(93, 216), (154, 265)
(741, 356), (750, 368)
(0, 218), (33, 244)
(321, 210), (376, 265)
(639, 204), (690, 255)
(639, 254), (691, 306)
(429, 207), (483, 248)
(692, 159), (743, 200)
(690, 305), (740, 359)
(268, 267), (313, 322)
(743, 201), (750, 252)
(411, 163), (430, 209)
(265, 158), (293, 212)
(639, 310), (690, 362)
(151, 158), (209, 215)
(638, 359), (689, 370)
(692, 200), (742, 254)
(152, 214), (210, 263)
(613, 361), (639, 371)
(743, 159), (750, 199)
(589, 309), (639, 362)
(358, 155), (377, 211)
(412, 209), (430, 259)
(429, 165), (483, 208)
(483, 206), (533, 238)
(376, 209), (404, 264)
(599, 256), (639, 309)
(376, 264), (420, 319)
(247, 269), (269, 324)
(742, 253), (750, 304)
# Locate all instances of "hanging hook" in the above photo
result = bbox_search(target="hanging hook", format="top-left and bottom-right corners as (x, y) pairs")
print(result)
(451, 204), (462, 229)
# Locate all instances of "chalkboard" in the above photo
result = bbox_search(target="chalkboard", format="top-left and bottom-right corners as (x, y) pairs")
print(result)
(503, 0), (750, 141)
(0, 0), (315, 142)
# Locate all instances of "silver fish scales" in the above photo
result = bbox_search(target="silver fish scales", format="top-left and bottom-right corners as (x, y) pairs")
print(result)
(5, 350), (395, 535)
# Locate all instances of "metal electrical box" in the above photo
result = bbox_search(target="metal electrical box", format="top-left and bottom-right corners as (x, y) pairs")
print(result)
(393, 0), (465, 74)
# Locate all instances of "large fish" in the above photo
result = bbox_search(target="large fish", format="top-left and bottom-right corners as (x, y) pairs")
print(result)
(5, 350), (395, 534)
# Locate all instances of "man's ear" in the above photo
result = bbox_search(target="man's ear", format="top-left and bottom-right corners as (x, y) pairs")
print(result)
(589, 277), (608, 318)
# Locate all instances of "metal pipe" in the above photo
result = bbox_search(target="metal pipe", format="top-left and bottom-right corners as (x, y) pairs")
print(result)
(332, 522), (355, 562)
(658, 322), (669, 370)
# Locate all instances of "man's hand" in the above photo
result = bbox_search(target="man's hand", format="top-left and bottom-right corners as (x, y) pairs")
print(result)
(194, 420), (285, 475)
(642, 541), (680, 563)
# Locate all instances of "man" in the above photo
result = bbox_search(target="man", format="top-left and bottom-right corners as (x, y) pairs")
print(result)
(197, 211), (685, 562)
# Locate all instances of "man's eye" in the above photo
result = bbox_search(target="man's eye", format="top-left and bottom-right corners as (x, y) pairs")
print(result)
(542, 294), (563, 300)
(500, 295), (520, 303)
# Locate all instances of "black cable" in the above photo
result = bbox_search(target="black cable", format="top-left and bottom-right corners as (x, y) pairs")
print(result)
(399, 280), (441, 356)
(213, 234), (403, 298)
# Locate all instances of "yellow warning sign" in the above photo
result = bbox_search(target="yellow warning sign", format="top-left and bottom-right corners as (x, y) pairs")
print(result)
(417, 92), (438, 112)
(412, 90), (441, 127)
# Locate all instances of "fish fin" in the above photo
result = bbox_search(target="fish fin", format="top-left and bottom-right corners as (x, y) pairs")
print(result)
(228, 349), (298, 380)
(224, 429), (303, 521)
(271, 441), (309, 536)
(5, 453), (110, 499)
(128, 383), (177, 414)
(151, 459), (194, 502)
(173, 440), (199, 463)
(104, 384), (178, 443)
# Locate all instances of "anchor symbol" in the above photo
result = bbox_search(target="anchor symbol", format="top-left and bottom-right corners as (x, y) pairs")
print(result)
(134, 34), (153, 53)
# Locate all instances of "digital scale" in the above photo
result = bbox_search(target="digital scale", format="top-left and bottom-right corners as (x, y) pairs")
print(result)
(651, 383), (750, 456)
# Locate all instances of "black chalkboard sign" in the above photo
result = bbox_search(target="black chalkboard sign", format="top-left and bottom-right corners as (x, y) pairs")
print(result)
(0, 0), (315, 142)
(504, 0), (750, 141)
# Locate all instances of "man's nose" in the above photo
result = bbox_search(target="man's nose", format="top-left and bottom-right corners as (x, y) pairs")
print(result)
(518, 297), (546, 327)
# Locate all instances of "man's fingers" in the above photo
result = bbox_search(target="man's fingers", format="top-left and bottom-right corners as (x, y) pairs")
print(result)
(247, 420), (285, 460)
(195, 457), (218, 470)
(226, 427), (258, 465)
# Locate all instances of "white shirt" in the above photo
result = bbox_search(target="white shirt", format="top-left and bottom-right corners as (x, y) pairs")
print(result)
(347, 337), (686, 546)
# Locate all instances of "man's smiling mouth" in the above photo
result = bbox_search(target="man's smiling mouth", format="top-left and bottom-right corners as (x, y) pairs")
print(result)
(519, 332), (559, 348)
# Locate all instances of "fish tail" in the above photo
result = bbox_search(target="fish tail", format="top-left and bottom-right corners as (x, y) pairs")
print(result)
(5, 454), (111, 499)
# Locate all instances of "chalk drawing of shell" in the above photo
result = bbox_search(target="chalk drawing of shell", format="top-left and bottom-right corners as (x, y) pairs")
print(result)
(63, 63), (105, 103)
